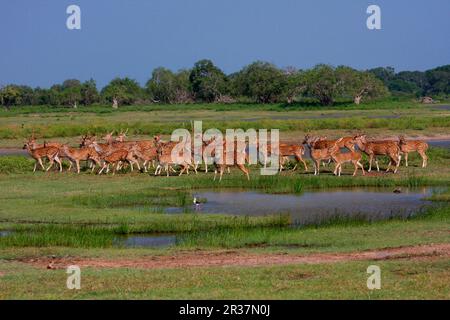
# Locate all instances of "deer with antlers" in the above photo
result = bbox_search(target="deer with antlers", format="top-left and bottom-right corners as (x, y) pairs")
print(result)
(398, 135), (428, 168)
(60, 144), (101, 173)
(328, 138), (365, 176)
(354, 134), (401, 173)
(23, 140), (62, 172)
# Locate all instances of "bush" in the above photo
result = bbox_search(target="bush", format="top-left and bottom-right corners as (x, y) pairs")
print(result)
(0, 156), (34, 174)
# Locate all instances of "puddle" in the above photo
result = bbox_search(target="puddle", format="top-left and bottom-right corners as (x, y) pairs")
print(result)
(0, 230), (13, 237)
(191, 187), (437, 225)
(427, 140), (450, 149)
(113, 234), (176, 248)
(0, 149), (29, 157)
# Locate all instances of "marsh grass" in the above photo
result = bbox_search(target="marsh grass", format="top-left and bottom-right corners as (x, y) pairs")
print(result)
(0, 214), (290, 248)
(72, 189), (190, 208)
(1, 115), (449, 139)
(177, 204), (450, 249)
(0, 99), (430, 117)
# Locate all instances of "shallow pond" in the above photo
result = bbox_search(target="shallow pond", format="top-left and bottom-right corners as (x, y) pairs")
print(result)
(189, 187), (436, 225)
(113, 234), (176, 248)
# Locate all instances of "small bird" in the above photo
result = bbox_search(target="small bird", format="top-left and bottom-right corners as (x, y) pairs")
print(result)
(193, 197), (201, 208)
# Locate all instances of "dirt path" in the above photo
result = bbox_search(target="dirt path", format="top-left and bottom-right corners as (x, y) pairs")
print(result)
(19, 243), (450, 270)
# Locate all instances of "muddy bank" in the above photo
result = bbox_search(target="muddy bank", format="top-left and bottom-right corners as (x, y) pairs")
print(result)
(20, 243), (450, 270)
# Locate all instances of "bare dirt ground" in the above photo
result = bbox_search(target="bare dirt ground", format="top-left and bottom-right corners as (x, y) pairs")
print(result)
(17, 243), (450, 270)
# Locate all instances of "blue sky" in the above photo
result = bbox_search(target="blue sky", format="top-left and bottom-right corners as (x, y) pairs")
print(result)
(1, 0), (449, 88)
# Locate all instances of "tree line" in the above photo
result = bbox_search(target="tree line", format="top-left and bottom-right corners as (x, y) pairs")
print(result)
(1, 60), (448, 109)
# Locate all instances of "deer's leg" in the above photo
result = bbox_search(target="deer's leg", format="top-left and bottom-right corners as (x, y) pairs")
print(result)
(46, 157), (55, 172)
(357, 161), (365, 175)
(385, 159), (391, 172)
(368, 154), (373, 172)
(33, 162), (37, 172)
(352, 161), (358, 176)
(404, 153), (408, 167)
(295, 154), (308, 172)
(314, 160), (320, 175)
(143, 161), (148, 172)
(76, 160), (80, 174)
(37, 158), (45, 171)
(98, 163), (106, 175)
(419, 151), (427, 168)
(55, 156), (62, 172)
(219, 167), (224, 182)
(237, 164), (250, 180)
(333, 162), (339, 175)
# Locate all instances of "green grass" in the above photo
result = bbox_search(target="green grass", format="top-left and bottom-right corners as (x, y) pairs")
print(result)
(0, 258), (448, 299)
(1, 115), (449, 140)
(0, 98), (435, 116)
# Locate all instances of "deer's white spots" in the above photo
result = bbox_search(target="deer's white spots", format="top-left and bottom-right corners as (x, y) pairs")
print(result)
(367, 265), (381, 290)
(66, 265), (81, 290)
(366, 5), (381, 30)
(66, 5), (81, 30)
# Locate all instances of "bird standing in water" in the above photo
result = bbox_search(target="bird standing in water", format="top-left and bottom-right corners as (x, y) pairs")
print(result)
(193, 197), (201, 211)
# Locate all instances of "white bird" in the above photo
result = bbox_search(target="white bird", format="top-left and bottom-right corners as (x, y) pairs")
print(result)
(193, 197), (201, 210)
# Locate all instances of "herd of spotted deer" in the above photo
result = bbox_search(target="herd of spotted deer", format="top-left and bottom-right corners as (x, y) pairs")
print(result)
(22, 130), (429, 180)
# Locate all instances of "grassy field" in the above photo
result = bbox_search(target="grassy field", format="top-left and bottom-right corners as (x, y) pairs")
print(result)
(0, 100), (449, 142)
(0, 101), (449, 299)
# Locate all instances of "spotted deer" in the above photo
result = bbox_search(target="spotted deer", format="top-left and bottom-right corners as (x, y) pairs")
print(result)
(398, 135), (428, 167)
(328, 138), (365, 176)
(303, 135), (334, 175)
(211, 140), (249, 181)
(97, 145), (141, 175)
(354, 135), (401, 173)
(60, 144), (101, 173)
(23, 141), (62, 172)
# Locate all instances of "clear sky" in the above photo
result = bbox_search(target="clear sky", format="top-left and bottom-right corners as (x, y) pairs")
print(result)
(1, 0), (449, 88)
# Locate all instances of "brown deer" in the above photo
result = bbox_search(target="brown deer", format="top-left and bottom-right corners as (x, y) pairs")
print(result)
(23, 141), (62, 172)
(154, 151), (194, 177)
(354, 135), (401, 173)
(303, 135), (333, 175)
(60, 144), (101, 173)
(398, 135), (428, 167)
(328, 138), (365, 176)
(97, 145), (141, 175)
(211, 140), (249, 181)
(134, 145), (158, 173)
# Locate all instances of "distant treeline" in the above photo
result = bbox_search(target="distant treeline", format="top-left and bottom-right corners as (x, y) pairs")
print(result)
(1, 61), (449, 109)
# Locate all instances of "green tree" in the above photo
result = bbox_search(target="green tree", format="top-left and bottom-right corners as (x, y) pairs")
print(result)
(283, 67), (306, 104)
(304, 64), (343, 106)
(146, 67), (177, 103)
(101, 77), (142, 107)
(425, 65), (450, 96)
(336, 66), (388, 104)
(0, 85), (23, 109)
(233, 61), (287, 103)
(80, 79), (100, 105)
(368, 67), (396, 85)
(60, 79), (82, 108)
(189, 59), (228, 102)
